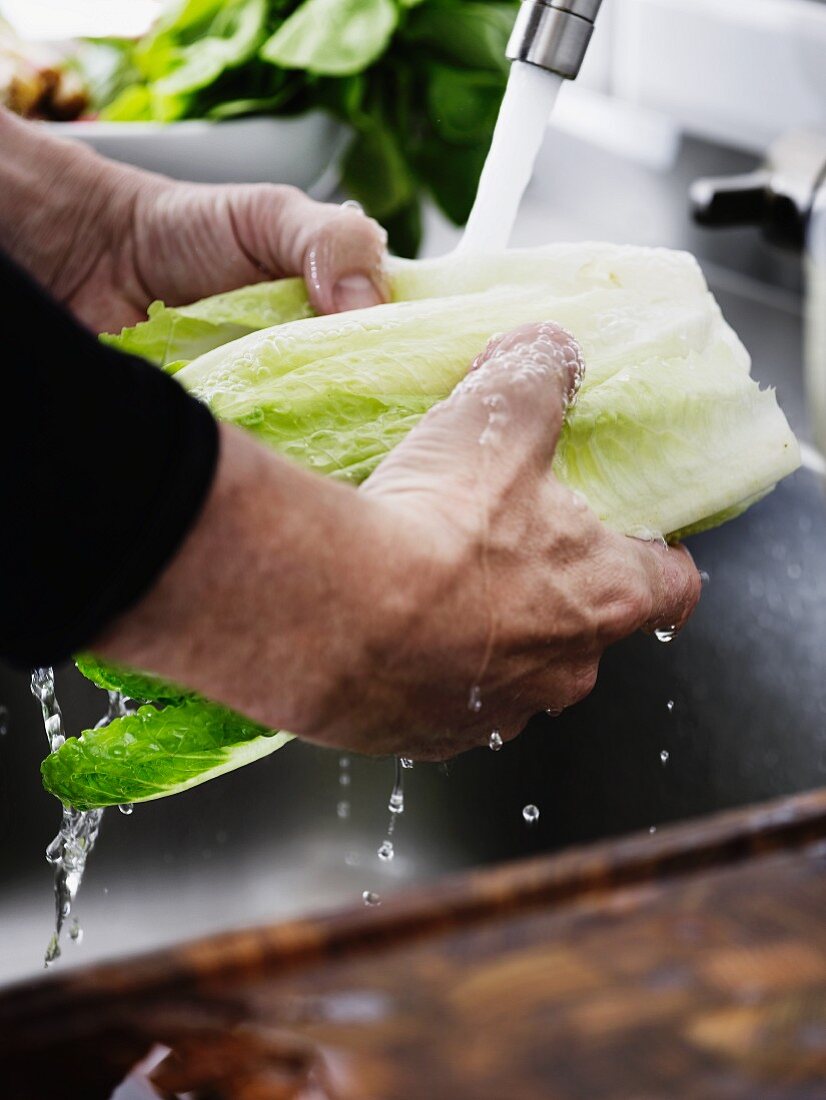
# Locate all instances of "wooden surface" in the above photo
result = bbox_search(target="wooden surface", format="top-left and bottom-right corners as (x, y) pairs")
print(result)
(2, 789), (826, 1099)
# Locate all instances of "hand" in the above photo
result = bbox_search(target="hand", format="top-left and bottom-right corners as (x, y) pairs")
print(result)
(95, 323), (701, 759)
(0, 108), (388, 333)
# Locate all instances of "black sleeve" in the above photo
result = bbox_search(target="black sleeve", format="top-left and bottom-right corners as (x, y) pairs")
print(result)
(0, 251), (219, 669)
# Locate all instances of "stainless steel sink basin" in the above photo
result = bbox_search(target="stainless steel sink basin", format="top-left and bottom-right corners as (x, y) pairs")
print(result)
(1, 130), (824, 988)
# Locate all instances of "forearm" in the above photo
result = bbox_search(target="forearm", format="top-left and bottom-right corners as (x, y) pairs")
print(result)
(0, 109), (158, 319)
(92, 423), (410, 738)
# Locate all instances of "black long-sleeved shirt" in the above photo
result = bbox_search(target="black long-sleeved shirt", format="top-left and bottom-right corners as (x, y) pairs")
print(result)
(0, 252), (219, 668)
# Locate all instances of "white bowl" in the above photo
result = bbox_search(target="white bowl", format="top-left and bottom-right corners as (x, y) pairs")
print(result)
(45, 113), (346, 198)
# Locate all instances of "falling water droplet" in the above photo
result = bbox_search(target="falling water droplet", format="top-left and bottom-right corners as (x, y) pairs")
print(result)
(337, 800), (351, 820)
(699, 570), (711, 586)
(649, 825), (657, 835)
(69, 919), (83, 944)
(339, 755), (350, 770)
(0, 705), (8, 736)
(522, 804), (540, 825)
(362, 891), (381, 907)
(654, 626), (678, 644)
(666, 700), (675, 714)
(489, 730), (503, 751)
(660, 750), (670, 765)
(339, 772), (351, 787)
(118, 803), (133, 816)
(400, 758), (414, 769)
(377, 840), (395, 862)
(468, 685), (483, 713)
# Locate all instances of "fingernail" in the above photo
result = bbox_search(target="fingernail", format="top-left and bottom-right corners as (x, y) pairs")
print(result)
(333, 274), (381, 312)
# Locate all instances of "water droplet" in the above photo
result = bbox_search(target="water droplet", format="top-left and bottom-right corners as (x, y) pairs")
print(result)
(388, 790), (404, 815)
(468, 685), (483, 713)
(337, 800), (351, 820)
(339, 755), (350, 769)
(654, 626), (678, 644)
(339, 772), (351, 787)
(400, 758), (414, 769)
(699, 570), (711, 587)
(649, 825), (657, 834)
(377, 840), (395, 862)
(362, 890), (381, 907)
(545, 707), (562, 718)
(489, 730), (503, 751)
(345, 851), (360, 867)
(522, 804), (540, 825)
(666, 700), (675, 713)
(69, 919), (83, 944)
(660, 750), (670, 765)
(118, 803), (133, 816)
(0, 705), (8, 736)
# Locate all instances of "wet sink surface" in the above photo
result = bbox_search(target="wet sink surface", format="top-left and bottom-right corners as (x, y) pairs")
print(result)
(1, 134), (824, 987)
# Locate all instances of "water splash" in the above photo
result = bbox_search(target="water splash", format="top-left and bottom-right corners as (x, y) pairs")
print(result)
(459, 62), (564, 252)
(32, 668), (121, 966)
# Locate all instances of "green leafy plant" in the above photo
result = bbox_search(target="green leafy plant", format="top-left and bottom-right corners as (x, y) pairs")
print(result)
(81, 0), (518, 255)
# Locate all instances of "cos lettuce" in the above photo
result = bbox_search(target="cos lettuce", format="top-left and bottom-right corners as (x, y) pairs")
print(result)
(43, 243), (800, 810)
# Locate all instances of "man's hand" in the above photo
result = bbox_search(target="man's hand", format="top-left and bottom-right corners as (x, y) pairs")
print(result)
(0, 109), (388, 332)
(95, 323), (701, 759)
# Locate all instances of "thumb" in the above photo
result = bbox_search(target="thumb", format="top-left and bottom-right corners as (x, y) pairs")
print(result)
(236, 185), (389, 315)
(366, 321), (584, 499)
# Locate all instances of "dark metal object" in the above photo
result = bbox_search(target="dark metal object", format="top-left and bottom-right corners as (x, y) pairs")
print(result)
(691, 131), (826, 251)
(506, 0), (603, 79)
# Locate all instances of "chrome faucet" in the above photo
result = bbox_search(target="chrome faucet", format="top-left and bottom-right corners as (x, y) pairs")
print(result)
(691, 131), (826, 462)
(506, 0), (604, 80)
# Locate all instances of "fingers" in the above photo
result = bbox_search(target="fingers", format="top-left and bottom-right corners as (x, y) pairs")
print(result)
(375, 321), (585, 494)
(624, 538), (702, 635)
(238, 185), (389, 315)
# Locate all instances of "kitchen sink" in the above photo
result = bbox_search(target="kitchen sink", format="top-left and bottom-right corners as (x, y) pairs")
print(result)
(0, 129), (824, 988)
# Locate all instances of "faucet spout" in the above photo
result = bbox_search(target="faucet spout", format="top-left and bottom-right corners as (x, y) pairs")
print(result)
(506, 0), (603, 81)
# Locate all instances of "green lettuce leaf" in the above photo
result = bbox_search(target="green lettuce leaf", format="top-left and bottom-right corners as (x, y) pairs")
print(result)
(102, 278), (313, 369)
(41, 701), (292, 812)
